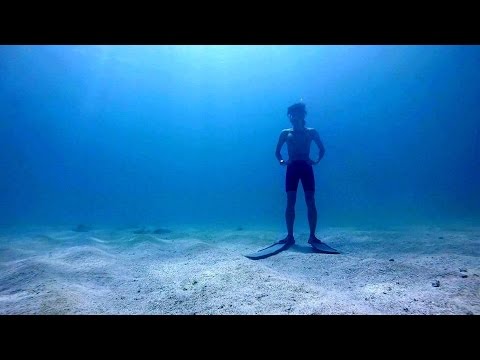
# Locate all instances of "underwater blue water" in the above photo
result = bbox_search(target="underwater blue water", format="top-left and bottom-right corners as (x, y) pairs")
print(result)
(0, 45), (479, 230)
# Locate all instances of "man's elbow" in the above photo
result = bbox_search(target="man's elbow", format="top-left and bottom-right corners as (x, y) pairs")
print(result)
(319, 148), (325, 159)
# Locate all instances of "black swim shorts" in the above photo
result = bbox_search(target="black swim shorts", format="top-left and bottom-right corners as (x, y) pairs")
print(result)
(285, 160), (315, 192)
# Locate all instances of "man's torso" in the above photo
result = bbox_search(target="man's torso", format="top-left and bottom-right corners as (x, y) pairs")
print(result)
(285, 127), (314, 161)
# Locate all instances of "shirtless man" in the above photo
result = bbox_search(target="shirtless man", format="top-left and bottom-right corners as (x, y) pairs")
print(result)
(275, 102), (325, 247)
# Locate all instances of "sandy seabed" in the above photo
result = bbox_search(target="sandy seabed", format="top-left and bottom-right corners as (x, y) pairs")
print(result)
(0, 225), (478, 315)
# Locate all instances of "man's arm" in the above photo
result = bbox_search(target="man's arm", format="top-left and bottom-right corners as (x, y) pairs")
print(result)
(311, 129), (325, 163)
(275, 130), (288, 164)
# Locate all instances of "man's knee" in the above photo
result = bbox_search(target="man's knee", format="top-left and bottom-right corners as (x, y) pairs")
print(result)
(286, 192), (296, 212)
(286, 202), (296, 212)
(305, 191), (315, 206)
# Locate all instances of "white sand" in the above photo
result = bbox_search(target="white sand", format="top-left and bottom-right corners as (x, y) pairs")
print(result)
(0, 225), (478, 314)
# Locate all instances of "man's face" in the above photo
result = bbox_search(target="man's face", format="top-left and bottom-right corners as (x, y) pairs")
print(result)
(289, 110), (306, 125)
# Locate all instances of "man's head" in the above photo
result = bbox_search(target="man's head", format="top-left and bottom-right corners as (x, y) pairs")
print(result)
(287, 102), (307, 127)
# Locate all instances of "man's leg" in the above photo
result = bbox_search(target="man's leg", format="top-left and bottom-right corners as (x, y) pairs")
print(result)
(305, 191), (317, 238)
(286, 191), (297, 238)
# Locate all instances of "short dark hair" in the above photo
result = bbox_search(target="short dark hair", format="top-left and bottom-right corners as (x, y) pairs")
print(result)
(287, 102), (307, 116)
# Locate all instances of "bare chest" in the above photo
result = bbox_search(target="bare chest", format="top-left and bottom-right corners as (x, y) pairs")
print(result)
(286, 130), (312, 147)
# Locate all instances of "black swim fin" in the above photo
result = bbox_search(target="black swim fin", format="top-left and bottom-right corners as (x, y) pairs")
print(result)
(308, 239), (339, 254)
(245, 239), (294, 260)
